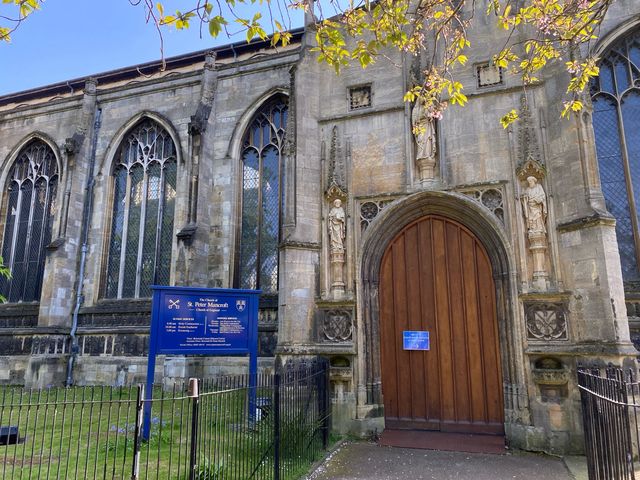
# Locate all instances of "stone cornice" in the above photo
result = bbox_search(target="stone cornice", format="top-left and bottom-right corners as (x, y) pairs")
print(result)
(557, 213), (616, 233)
(315, 299), (356, 309)
(519, 291), (572, 302)
(76, 326), (150, 335)
(525, 342), (638, 357)
(318, 105), (404, 124)
(279, 241), (321, 251)
(0, 302), (39, 315)
(0, 326), (69, 335)
(79, 299), (152, 315)
(0, 29), (304, 107)
(276, 343), (356, 355)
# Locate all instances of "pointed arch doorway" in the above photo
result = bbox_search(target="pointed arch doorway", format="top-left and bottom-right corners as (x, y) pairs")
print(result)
(379, 214), (504, 434)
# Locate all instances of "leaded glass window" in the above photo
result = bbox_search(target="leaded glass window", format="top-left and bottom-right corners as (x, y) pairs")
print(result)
(0, 140), (58, 302)
(592, 30), (640, 282)
(105, 119), (177, 299)
(238, 96), (288, 294)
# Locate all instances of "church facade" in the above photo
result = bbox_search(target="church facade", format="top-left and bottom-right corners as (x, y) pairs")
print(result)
(0, 0), (639, 454)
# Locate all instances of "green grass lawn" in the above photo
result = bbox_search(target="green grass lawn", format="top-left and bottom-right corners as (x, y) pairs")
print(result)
(0, 385), (326, 480)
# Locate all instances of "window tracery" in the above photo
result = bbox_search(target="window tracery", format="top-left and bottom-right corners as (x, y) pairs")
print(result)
(237, 96), (288, 294)
(592, 30), (640, 282)
(0, 140), (58, 302)
(105, 119), (177, 299)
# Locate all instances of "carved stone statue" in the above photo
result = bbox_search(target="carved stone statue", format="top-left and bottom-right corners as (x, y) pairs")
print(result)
(328, 199), (346, 254)
(521, 176), (548, 235)
(411, 100), (437, 181)
(327, 198), (346, 298)
(521, 175), (549, 291)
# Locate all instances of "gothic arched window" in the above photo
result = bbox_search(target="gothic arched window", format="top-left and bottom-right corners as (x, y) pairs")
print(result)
(592, 30), (640, 282)
(237, 96), (288, 294)
(0, 140), (58, 302)
(105, 119), (177, 299)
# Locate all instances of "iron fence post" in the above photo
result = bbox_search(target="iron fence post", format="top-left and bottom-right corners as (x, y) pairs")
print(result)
(188, 378), (200, 480)
(619, 368), (636, 479)
(578, 365), (640, 480)
(322, 362), (330, 449)
(131, 384), (144, 480)
(274, 372), (281, 480)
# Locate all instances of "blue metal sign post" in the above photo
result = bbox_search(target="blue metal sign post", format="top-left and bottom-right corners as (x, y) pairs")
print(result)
(144, 286), (260, 439)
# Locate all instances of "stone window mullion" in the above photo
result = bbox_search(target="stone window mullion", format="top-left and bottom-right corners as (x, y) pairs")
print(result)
(117, 170), (133, 299)
(152, 163), (167, 285)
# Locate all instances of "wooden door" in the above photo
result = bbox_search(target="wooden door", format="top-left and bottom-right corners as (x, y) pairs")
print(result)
(379, 215), (504, 434)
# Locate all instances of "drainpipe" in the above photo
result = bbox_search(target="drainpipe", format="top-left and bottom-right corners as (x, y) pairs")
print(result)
(66, 105), (102, 386)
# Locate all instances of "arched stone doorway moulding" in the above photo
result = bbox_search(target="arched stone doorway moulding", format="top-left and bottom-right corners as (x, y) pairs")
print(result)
(356, 190), (529, 430)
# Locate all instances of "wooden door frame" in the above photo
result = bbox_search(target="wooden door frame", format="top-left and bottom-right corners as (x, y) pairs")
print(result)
(357, 191), (526, 434)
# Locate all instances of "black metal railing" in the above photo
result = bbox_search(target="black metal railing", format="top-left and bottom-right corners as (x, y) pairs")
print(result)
(0, 359), (330, 480)
(577, 365), (638, 480)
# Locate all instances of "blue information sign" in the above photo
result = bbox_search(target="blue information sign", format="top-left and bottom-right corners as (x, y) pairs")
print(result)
(157, 291), (252, 353)
(403, 331), (430, 351)
(144, 286), (260, 438)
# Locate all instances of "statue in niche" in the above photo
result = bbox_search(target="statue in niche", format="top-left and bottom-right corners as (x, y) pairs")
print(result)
(327, 197), (346, 298)
(519, 174), (549, 291)
(521, 176), (548, 235)
(328, 199), (346, 254)
(411, 100), (437, 181)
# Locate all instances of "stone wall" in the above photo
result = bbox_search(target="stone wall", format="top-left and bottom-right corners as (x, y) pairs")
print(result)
(0, 4), (638, 455)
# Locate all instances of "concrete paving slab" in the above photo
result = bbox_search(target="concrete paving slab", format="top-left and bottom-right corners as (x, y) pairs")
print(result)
(562, 456), (589, 480)
(307, 442), (574, 480)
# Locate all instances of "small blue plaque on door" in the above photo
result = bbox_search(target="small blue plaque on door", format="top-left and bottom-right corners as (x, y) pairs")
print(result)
(403, 331), (430, 351)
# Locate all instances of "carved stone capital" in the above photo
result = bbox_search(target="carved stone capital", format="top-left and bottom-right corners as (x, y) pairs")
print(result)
(84, 78), (98, 95)
(331, 251), (345, 263)
(188, 116), (205, 136)
(527, 231), (547, 249)
(416, 156), (437, 181)
(204, 51), (217, 70)
(46, 237), (66, 251)
(63, 137), (79, 156)
(176, 223), (198, 243)
(531, 368), (569, 386)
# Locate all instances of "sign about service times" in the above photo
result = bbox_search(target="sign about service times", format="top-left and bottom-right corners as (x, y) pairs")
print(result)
(158, 293), (250, 351)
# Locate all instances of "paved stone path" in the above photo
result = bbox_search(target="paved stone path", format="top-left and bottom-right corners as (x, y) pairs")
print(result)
(307, 442), (577, 480)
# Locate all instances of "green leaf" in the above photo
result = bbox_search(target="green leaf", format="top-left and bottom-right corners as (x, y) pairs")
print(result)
(500, 109), (519, 128)
(209, 18), (221, 37)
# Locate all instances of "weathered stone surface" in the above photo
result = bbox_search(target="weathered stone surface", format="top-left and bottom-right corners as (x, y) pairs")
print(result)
(0, 4), (638, 455)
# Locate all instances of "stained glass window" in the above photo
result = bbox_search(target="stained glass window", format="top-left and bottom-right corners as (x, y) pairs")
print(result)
(105, 119), (177, 299)
(592, 30), (640, 282)
(238, 96), (288, 294)
(0, 140), (58, 302)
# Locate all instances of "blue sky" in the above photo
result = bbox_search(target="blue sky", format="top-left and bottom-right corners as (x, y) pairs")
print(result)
(0, 0), (305, 96)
